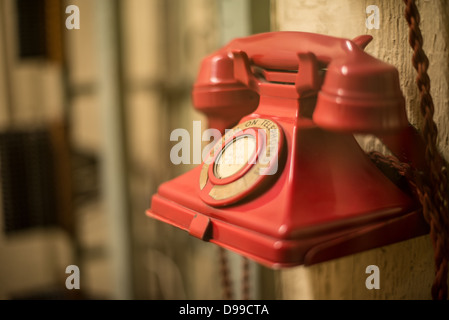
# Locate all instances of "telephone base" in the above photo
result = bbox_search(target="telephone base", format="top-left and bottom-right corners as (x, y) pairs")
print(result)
(147, 194), (428, 268)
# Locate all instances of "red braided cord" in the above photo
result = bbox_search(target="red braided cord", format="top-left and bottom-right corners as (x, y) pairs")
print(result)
(241, 257), (251, 300)
(403, 0), (449, 300)
(219, 247), (252, 300)
(219, 247), (234, 299)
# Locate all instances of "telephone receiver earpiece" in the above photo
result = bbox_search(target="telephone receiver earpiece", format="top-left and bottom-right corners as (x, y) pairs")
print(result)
(193, 31), (426, 171)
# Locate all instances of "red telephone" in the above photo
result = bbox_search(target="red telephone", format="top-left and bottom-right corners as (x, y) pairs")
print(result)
(147, 32), (428, 268)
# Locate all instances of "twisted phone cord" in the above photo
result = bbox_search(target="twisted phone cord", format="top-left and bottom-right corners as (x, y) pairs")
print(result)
(219, 247), (234, 300)
(404, 0), (449, 300)
(219, 247), (252, 300)
(241, 257), (251, 300)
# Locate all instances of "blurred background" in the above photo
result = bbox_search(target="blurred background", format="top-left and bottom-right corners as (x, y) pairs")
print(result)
(1, 0), (447, 300)
(0, 0), (275, 300)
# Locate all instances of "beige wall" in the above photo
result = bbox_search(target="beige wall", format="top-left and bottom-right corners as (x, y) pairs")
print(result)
(273, 0), (449, 299)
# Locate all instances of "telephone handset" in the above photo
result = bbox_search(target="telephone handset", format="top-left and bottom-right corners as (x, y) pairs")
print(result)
(148, 32), (428, 267)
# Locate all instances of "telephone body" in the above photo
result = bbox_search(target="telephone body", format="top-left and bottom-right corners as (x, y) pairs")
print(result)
(147, 32), (428, 267)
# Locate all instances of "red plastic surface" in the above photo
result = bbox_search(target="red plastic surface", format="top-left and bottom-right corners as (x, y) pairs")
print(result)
(147, 32), (428, 267)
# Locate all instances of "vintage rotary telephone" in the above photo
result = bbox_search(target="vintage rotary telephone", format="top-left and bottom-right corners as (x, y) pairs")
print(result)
(147, 32), (429, 267)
